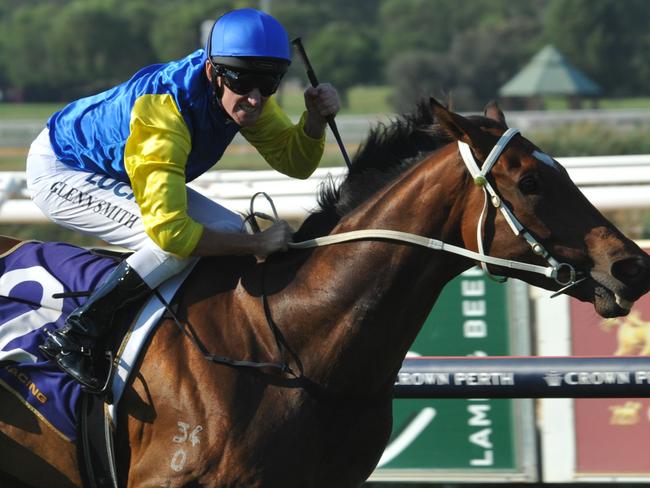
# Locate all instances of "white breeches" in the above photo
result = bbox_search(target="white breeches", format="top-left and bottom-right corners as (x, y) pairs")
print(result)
(26, 128), (244, 289)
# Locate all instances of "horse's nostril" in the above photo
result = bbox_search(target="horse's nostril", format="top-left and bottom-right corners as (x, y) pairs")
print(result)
(611, 257), (648, 283)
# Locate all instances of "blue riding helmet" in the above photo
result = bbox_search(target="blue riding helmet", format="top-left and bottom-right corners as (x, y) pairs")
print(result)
(207, 8), (291, 74)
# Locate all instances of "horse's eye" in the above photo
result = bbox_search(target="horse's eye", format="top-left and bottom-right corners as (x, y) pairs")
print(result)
(519, 174), (539, 194)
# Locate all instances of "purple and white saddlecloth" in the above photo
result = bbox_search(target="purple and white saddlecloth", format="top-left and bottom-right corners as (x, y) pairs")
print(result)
(0, 241), (117, 442)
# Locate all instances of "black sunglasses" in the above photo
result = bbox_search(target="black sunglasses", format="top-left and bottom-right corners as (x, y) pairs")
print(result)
(216, 65), (283, 97)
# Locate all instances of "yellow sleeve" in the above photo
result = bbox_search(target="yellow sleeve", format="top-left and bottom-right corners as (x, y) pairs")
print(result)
(124, 94), (204, 258)
(240, 97), (325, 179)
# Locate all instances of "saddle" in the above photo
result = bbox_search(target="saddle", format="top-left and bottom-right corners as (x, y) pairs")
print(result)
(0, 240), (195, 487)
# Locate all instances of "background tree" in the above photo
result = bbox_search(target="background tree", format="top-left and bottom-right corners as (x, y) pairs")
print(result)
(150, 0), (234, 62)
(272, 0), (379, 104)
(272, 0), (378, 40)
(378, 0), (465, 63)
(446, 14), (544, 110)
(49, 2), (154, 99)
(546, 0), (650, 97)
(1, 0), (650, 104)
(2, 3), (61, 100)
(303, 22), (378, 107)
(385, 3), (544, 112)
(385, 51), (456, 113)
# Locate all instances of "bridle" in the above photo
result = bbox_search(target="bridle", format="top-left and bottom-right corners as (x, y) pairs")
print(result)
(457, 128), (584, 292)
(288, 128), (587, 296)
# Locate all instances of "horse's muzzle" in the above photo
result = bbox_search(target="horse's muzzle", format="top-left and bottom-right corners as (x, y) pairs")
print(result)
(610, 255), (650, 294)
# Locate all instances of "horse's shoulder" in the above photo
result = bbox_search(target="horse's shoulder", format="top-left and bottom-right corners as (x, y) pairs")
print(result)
(180, 255), (258, 304)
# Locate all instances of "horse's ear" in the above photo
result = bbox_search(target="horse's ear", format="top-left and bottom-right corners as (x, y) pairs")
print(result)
(484, 100), (508, 127)
(429, 97), (491, 157)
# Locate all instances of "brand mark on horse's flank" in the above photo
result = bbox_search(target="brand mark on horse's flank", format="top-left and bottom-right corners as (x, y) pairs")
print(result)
(170, 421), (204, 472)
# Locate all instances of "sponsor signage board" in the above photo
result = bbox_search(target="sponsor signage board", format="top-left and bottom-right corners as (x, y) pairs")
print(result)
(537, 242), (650, 483)
(370, 267), (537, 482)
(570, 274), (650, 478)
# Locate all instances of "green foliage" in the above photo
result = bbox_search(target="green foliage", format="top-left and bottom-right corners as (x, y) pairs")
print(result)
(546, 0), (650, 97)
(378, 0), (464, 60)
(3, 3), (62, 100)
(447, 18), (543, 110)
(49, 2), (151, 98)
(386, 13), (543, 111)
(150, 0), (235, 61)
(378, 0), (545, 63)
(386, 51), (455, 113)
(305, 22), (379, 106)
(273, 0), (377, 39)
(1, 0), (650, 106)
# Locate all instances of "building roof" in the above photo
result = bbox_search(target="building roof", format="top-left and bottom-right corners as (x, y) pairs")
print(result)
(499, 45), (602, 97)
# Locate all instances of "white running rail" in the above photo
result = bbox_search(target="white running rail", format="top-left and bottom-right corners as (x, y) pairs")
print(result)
(1, 155), (650, 223)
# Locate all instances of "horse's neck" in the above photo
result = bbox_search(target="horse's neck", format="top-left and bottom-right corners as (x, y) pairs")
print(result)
(282, 147), (473, 396)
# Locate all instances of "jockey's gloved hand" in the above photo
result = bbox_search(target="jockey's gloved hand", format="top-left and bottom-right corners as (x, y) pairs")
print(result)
(303, 83), (341, 139)
(256, 220), (293, 256)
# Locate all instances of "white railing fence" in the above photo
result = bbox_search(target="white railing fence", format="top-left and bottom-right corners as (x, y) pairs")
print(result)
(1, 154), (650, 223)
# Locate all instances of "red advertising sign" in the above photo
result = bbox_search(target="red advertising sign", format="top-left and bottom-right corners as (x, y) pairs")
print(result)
(570, 255), (650, 475)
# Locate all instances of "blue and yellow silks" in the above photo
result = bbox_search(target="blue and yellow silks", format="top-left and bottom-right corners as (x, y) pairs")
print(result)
(47, 50), (325, 257)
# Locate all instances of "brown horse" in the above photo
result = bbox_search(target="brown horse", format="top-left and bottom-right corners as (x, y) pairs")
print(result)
(1, 99), (649, 487)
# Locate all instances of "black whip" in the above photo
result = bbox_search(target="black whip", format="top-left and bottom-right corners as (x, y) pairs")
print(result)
(291, 37), (352, 170)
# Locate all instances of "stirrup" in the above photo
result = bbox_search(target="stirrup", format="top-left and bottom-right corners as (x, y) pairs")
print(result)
(55, 348), (115, 396)
(39, 328), (62, 359)
(83, 351), (116, 399)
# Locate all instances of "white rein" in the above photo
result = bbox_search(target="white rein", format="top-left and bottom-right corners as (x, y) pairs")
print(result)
(280, 129), (582, 292)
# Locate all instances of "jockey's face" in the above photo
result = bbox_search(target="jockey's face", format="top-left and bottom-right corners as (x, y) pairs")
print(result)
(219, 82), (267, 127)
(205, 61), (268, 127)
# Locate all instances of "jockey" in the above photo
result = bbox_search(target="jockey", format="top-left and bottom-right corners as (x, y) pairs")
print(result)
(26, 8), (340, 391)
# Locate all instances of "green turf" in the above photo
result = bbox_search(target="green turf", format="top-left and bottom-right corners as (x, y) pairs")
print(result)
(542, 96), (650, 110)
(0, 103), (64, 121)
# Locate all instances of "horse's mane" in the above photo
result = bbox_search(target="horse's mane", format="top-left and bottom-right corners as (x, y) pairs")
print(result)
(294, 99), (499, 240)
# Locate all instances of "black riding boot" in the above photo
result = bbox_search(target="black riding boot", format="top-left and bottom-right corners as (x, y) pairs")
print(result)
(40, 261), (151, 390)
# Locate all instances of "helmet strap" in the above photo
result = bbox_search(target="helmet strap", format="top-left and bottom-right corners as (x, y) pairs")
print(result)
(209, 63), (225, 109)
(208, 64), (239, 124)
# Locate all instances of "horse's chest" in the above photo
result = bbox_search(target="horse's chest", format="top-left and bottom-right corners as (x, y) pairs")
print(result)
(234, 398), (393, 487)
